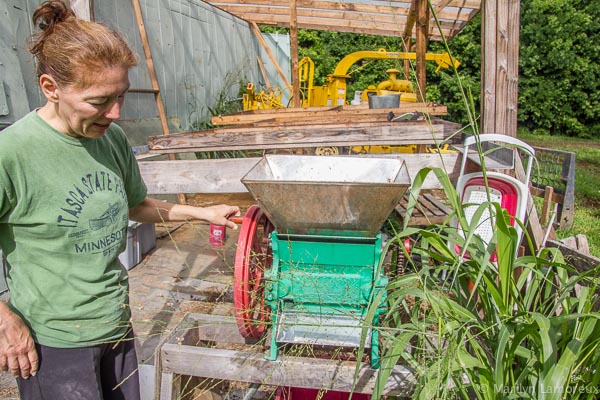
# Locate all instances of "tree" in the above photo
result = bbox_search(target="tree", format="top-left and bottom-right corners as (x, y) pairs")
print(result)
(518, 0), (600, 137)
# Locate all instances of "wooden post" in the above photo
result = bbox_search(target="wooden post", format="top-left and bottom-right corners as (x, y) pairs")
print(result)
(131, 0), (186, 204)
(256, 56), (271, 87)
(290, 0), (300, 107)
(540, 185), (555, 225)
(250, 23), (292, 90)
(403, 42), (412, 81)
(481, 0), (521, 137)
(415, 0), (429, 103)
(403, 0), (416, 80)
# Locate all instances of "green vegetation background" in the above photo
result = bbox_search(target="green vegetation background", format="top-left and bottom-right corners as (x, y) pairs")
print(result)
(288, 0), (600, 139)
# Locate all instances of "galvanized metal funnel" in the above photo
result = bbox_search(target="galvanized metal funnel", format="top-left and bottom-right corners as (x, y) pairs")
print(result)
(241, 155), (411, 237)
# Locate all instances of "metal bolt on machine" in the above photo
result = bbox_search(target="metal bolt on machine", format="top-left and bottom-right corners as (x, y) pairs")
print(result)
(233, 155), (411, 368)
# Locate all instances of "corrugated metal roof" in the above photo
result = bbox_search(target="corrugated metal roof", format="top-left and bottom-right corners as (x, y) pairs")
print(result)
(202, 0), (481, 41)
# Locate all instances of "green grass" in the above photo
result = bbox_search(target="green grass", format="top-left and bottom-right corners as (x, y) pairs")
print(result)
(518, 132), (600, 257)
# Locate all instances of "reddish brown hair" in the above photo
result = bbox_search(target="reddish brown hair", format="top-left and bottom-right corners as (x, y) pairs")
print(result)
(29, 0), (138, 89)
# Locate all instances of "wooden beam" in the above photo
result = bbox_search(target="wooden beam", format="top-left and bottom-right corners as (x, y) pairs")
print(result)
(139, 158), (258, 194)
(402, 0), (417, 46)
(211, 104), (448, 125)
(225, 113), (447, 127)
(256, 56), (271, 86)
(290, 0), (300, 108)
(131, 0), (186, 205)
(481, 0), (497, 134)
(434, 0), (454, 14)
(415, 0), (429, 102)
(241, 14), (457, 35)
(161, 344), (414, 396)
(203, 0), (480, 40)
(139, 154), (461, 195)
(250, 22), (291, 89)
(529, 186), (565, 205)
(495, 0), (509, 135)
(254, 22), (455, 41)
(147, 122), (445, 153)
(206, 0), (480, 16)
(481, 0), (520, 137)
(546, 240), (600, 273)
(505, 0), (520, 137)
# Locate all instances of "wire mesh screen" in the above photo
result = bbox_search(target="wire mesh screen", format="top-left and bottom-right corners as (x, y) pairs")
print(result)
(527, 147), (574, 194)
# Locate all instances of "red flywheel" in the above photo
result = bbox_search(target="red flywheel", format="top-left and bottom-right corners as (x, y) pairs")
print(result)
(234, 205), (274, 338)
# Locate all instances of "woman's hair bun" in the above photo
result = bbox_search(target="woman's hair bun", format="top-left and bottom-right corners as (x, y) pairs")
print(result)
(33, 1), (76, 32)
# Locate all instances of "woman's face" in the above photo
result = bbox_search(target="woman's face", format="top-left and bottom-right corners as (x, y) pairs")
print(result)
(54, 66), (130, 138)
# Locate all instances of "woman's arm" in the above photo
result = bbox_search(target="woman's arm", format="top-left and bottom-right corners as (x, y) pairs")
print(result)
(129, 197), (240, 229)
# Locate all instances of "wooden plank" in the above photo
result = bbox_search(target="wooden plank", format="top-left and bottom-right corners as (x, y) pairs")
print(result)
(147, 122), (445, 153)
(139, 153), (461, 194)
(206, 0), (481, 11)
(529, 186), (565, 204)
(495, 0), (508, 135)
(227, 113), (450, 127)
(423, 193), (452, 216)
(179, 313), (251, 345)
(415, 0), (429, 102)
(559, 152), (576, 229)
(238, 111), (451, 126)
(256, 56), (271, 86)
(209, 3), (474, 22)
(546, 239), (600, 273)
(540, 185), (554, 226)
(403, 0), (417, 44)
(395, 192), (452, 226)
(131, 0), (186, 205)
(211, 104), (448, 125)
(161, 344), (414, 396)
(139, 158), (258, 194)
(290, 0), (300, 107)
(576, 234), (591, 257)
(506, 0), (520, 137)
(481, 0), (496, 134)
(250, 22), (291, 89)
(241, 14), (457, 37)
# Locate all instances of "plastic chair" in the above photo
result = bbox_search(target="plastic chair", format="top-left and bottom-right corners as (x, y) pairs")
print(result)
(454, 134), (535, 260)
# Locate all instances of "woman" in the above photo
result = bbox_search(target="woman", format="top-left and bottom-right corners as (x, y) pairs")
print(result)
(0, 1), (239, 399)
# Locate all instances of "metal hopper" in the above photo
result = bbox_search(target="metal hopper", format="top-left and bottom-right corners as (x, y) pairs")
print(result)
(241, 155), (411, 237)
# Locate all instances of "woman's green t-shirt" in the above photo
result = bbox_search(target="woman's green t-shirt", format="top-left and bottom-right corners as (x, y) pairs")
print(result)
(0, 111), (147, 347)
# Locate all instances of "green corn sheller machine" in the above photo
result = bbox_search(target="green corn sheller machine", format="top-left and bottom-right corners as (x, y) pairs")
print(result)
(233, 155), (410, 367)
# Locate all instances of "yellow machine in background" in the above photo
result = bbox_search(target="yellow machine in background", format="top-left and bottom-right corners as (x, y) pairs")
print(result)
(242, 83), (286, 110)
(243, 48), (459, 111)
(301, 48), (459, 107)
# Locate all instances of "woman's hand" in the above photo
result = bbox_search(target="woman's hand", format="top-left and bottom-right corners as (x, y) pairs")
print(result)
(202, 204), (241, 230)
(0, 304), (38, 379)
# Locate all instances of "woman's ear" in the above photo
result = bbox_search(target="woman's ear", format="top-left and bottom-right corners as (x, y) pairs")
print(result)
(39, 74), (60, 103)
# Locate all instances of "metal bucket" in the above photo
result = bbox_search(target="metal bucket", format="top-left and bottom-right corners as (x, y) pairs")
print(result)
(368, 94), (400, 109)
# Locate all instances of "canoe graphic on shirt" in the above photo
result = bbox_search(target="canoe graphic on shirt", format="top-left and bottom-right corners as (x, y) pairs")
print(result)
(89, 202), (121, 231)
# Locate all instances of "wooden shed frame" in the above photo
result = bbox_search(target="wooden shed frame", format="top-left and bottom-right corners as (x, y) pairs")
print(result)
(74, 0), (518, 135)
(199, 0), (519, 137)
